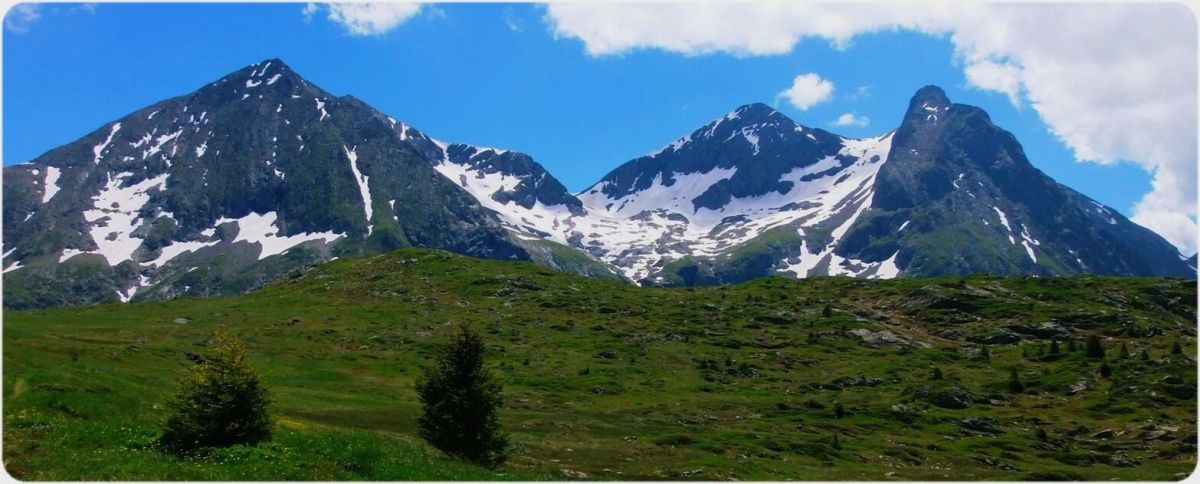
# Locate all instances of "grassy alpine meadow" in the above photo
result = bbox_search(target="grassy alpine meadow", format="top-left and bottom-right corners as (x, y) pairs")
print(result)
(3, 248), (1197, 480)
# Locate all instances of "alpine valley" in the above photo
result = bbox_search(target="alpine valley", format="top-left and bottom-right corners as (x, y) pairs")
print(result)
(3, 60), (1194, 309)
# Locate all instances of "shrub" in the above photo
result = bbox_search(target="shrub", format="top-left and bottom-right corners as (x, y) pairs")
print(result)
(158, 330), (272, 453)
(834, 402), (845, 419)
(1171, 341), (1184, 355)
(1049, 340), (1060, 355)
(416, 323), (508, 468)
(932, 367), (944, 380)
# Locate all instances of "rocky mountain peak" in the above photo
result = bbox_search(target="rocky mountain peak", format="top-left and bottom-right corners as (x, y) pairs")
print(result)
(901, 85), (953, 126)
(194, 59), (326, 107)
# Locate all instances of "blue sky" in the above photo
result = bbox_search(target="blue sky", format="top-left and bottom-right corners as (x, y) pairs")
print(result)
(1, 2), (1160, 222)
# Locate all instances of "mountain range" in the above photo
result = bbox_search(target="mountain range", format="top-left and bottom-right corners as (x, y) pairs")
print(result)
(3, 59), (1194, 308)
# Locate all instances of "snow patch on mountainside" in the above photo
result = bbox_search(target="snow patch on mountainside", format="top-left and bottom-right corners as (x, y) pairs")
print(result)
(221, 212), (345, 261)
(431, 143), (579, 239)
(580, 167), (737, 217)
(42, 166), (61, 203)
(93, 123), (121, 164)
(875, 251), (902, 278)
(315, 98), (328, 121)
(80, 172), (169, 266)
(148, 239), (218, 268)
(343, 145), (373, 236)
(993, 206), (1017, 244)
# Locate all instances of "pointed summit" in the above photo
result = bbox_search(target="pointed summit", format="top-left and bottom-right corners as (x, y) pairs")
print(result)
(730, 102), (779, 117)
(197, 58), (327, 106)
(909, 85), (951, 109)
(900, 85), (953, 128)
(722, 102), (796, 128)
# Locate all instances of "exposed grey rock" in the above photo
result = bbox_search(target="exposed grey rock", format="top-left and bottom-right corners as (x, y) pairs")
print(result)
(930, 386), (976, 409)
(847, 328), (929, 349)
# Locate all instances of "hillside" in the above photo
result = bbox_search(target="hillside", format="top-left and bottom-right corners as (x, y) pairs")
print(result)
(4, 249), (1196, 480)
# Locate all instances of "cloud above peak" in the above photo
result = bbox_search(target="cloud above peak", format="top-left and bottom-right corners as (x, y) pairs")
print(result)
(543, 2), (1198, 253)
(779, 73), (834, 110)
(305, 2), (423, 36)
(834, 112), (869, 128)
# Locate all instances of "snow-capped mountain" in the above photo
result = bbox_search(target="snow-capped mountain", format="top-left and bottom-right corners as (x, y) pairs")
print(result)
(571, 103), (900, 283)
(1, 59), (613, 309)
(833, 86), (1194, 279)
(400, 90), (1193, 285)
(3, 60), (1193, 308)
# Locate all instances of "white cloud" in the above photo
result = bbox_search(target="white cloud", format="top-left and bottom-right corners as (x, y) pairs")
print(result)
(848, 85), (872, 101)
(4, 3), (41, 33)
(963, 59), (1022, 105)
(543, 3), (1198, 254)
(301, 2), (319, 22)
(503, 8), (523, 32)
(834, 112), (869, 128)
(308, 3), (423, 36)
(778, 73), (834, 110)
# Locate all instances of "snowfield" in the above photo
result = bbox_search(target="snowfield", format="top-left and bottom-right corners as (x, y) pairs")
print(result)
(427, 122), (903, 282)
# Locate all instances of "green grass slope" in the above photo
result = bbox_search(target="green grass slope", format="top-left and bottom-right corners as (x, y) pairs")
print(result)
(4, 248), (1197, 480)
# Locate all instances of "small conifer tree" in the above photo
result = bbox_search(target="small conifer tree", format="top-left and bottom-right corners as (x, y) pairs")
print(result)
(1171, 341), (1183, 355)
(1067, 339), (1077, 352)
(416, 324), (508, 468)
(1098, 361), (1113, 378)
(159, 330), (272, 453)
(1008, 368), (1024, 394)
(1049, 340), (1060, 355)
(932, 367), (944, 380)
(1085, 335), (1105, 359)
(1119, 342), (1130, 359)
(834, 402), (846, 419)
